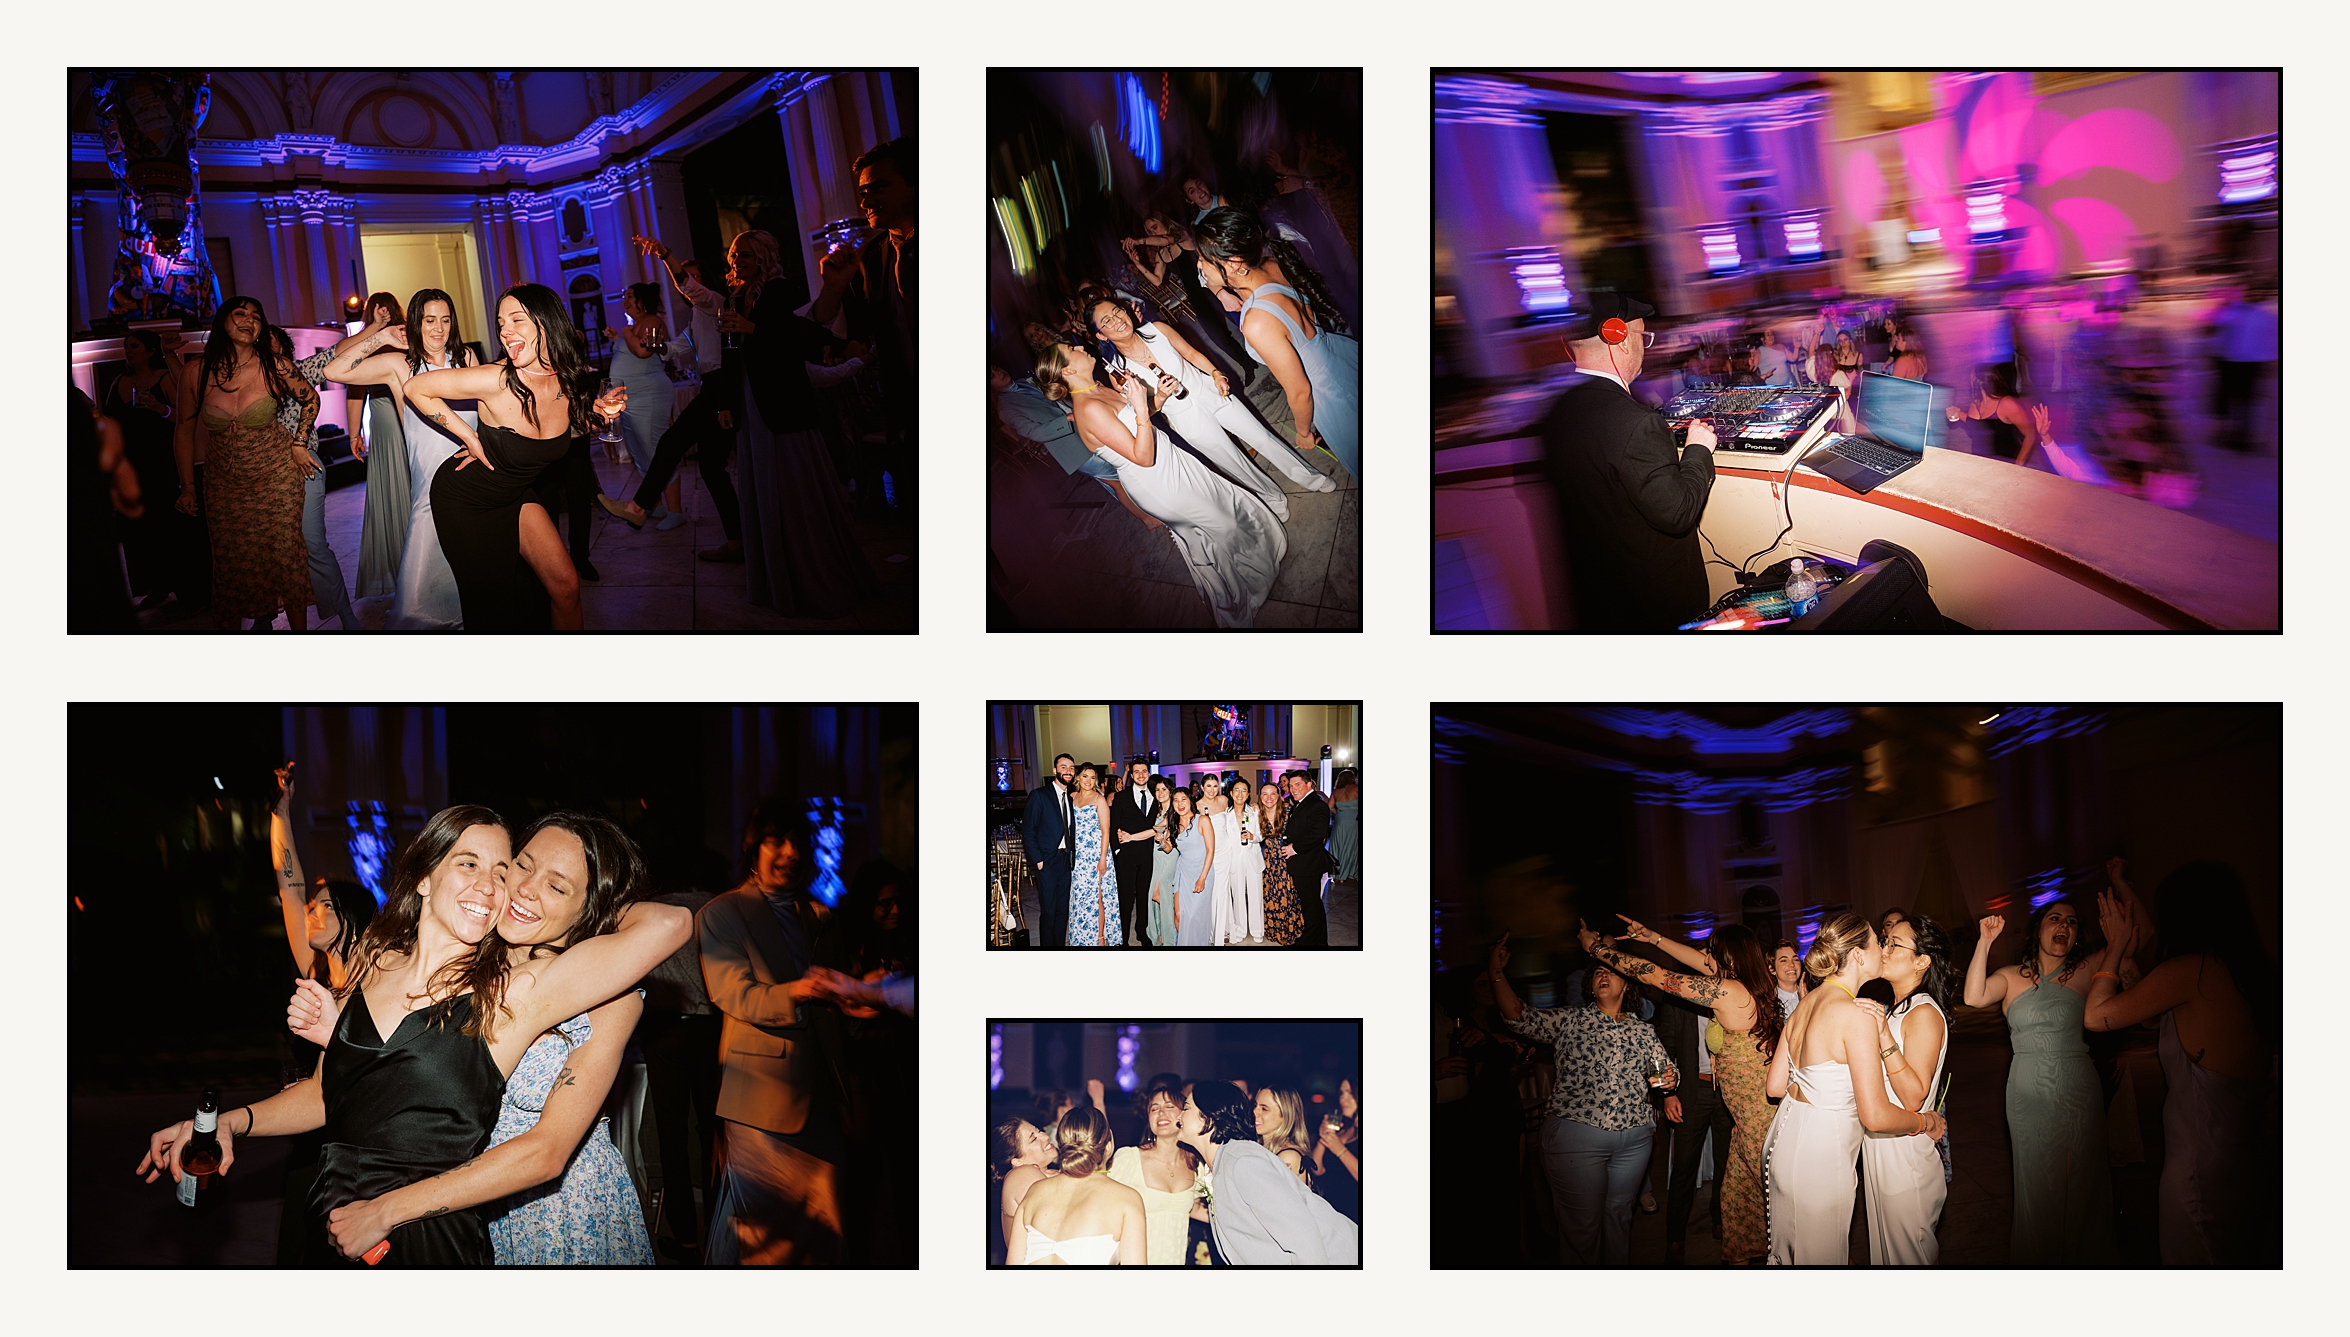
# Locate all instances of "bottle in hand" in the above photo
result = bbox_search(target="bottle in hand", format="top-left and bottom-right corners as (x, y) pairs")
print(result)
(176, 1088), (223, 1208)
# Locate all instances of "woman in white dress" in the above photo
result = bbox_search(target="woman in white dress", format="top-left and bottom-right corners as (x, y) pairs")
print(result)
(319, 289), (478, 629)
(1107, 1081), (1210, 1265)
(1006, 1106), (1147, 1265)
(1762, 913), (1947, 1265)
(1225, 777), (1266, 943)
(1195, 778), (1239, 945)
(1862, 914), (1952, 1265)
(1089, 297), (1333, 520)
(1034, 342), (1285, 628)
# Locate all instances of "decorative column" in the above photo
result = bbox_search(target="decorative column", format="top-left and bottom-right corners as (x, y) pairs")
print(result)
(584, 165), (631, 331)
(521, 191), (564, 291)
(1432, 75), (1581, 380)
(637, 159), (695, 332)
(258, 193), (298, 323)
(472, 192), (516, 310)
(775, 72), (860, 301)
(69, 197), (90, 333)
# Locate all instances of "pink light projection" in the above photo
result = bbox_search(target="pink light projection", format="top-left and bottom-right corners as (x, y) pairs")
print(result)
(2047, 195), (2142, 267)
(1954, 74), (2038, 185)
(2041, 108), (2182, 186)
(1841, 147), (1886, 229)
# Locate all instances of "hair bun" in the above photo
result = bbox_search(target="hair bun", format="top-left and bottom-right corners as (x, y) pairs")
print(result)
(1054, 1106), (1112, 1176)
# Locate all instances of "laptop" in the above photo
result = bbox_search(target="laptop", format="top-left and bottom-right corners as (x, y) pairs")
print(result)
(1804, 372), (1940, 495)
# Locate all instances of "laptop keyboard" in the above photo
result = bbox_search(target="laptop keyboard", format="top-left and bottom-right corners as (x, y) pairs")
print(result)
(1831, 434), (1915, 476)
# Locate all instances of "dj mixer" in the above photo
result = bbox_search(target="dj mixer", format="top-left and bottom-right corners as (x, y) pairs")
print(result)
(1662, 385), (1843, 460)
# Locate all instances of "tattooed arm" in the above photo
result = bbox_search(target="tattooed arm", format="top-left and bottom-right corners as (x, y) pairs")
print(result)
(319, 992), (643, 1259)
(1586, 935), (1738, 1009)
(269, 762), (319, 981)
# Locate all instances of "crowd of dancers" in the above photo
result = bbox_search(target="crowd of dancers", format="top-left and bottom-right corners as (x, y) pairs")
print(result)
(78, 137), (915, 631)
(991, 1071), (1361, 1264)
(993, 182), (1360, 627)
(1440, 857), (2273, 1266)
(135, 764), (915, 1266)
(1018, 756), (1358, 947)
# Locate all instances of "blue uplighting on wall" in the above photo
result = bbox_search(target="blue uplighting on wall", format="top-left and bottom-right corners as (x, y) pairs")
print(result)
(1116, 1024), (1141, 1092)
(1982, 707), (2106, 758)
(990, 1024), (1004, 1091)
(1581, 707), (1854, 756)
(806, 797), (849, 908)
(995, 761), (1012, 792)
(2020, 866), (2071, 911)
(1118, 73), (1161, 174)
(346, 801), (391, 907)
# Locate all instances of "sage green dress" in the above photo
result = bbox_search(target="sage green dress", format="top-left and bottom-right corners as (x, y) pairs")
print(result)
(355, 385), (409, 598)
(2004, 973), (2115, 1264)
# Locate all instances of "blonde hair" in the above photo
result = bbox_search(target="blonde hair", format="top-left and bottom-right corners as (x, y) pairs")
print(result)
(1033, 343), (1077, 402)
(726, 229), (785, 312)
(1054, 1105), (1114, 1177)
(1803, 912), (1875, 980)
(1258, 1086), (1314, 1163)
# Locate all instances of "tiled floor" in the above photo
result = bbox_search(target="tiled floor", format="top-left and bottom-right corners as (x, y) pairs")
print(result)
(990, 424), (1360, 631)
(137, 444), (916, 632)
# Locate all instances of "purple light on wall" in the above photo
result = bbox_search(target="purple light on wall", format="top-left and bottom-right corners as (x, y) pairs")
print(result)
(2021, 867), (2071, 911)
(1699, 229), (1742, 272)
(347, 801), (391, 907)
(1118, 74), (1161, 174)
(1509, 258), (1572, 315)
(1116, 1024), (1141, 1092)
(990, 1024), (1004, 1090)
(1965, 191), (2007, 236)
(805, 797), (848, 907)
(1795, 910), (1823, 955)
(1782, 215), (1823, 257)
(2218, 141), (2277, 204)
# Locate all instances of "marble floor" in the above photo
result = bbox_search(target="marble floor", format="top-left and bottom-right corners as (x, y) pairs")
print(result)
(136, 442), (917, 632)
(989, 432), (1360, 631)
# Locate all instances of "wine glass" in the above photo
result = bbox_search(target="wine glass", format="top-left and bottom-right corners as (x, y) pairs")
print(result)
(595, 374), (623, 448)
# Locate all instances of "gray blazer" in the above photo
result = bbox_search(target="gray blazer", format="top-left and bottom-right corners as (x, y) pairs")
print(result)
(1208, 1138), (1359, 1265)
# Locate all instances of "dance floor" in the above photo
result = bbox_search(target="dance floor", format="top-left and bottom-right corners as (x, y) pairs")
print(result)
(137, 445), (918, 632)
(1609, 1007), (2166, 1266)
(1010, 873), (1361, 948)
(990, 439), (1359, 630)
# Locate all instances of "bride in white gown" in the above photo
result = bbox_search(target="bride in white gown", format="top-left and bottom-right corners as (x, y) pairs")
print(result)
(1036, 342), (1286, 628)
(1761, 913), (1947, 1265)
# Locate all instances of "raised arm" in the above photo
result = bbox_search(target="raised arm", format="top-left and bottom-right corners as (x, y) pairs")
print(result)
(504, 902), (691, 1044)
(1963, 915), (2011, 1008)
(1617, 916), (1717, 975)
(806, 241), (859, 327)
(321, 992), (643, 1259)
(269, 762), (317, 980)
(322, 317), (410, 388)
(1488, 932), (1523, 1022)
(1584, 929), (1736, 1009)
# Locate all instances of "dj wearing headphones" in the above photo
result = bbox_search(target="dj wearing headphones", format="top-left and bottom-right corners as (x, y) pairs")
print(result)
(1537, 291), (1719, 630)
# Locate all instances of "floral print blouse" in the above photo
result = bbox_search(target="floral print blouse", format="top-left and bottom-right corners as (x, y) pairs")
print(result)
(1506, 1003), (1679, 1131)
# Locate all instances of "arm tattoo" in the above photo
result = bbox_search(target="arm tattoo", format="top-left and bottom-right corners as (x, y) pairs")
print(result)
(1591, 942), (1658, 980)
(1682, 975), (1727, 1006)
(417, 1206), (449, 1220)
(554, 1066), (578, 1089)
(427, 411), (446, 424)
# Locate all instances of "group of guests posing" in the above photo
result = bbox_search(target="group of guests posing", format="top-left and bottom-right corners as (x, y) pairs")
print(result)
(992, 1073), (1360, 1265)
(993, 198), (1359, 627)
(1020, 755), (1344, 948)
(1481, 855), (2272, 1266)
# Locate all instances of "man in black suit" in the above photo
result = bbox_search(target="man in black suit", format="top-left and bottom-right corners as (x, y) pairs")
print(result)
(812, 136), (916, 516)
(1646, 962), (1732, 1265)
(1021, 753), (1077, 947)
(1108, 760), (1159, 946)
(1280, 771), (1331, 946)
(1538, 291), (1720, 630)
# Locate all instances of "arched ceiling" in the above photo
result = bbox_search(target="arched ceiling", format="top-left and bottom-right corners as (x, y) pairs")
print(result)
(70, 72), (685, 150)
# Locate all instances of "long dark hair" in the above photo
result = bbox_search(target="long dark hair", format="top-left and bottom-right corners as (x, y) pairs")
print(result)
(510, 810), (648, 955)
(307, 877), (377, 982)
(1189, 1079), (1257, 1146)
(992, 1115), (1048, 1180)
(2017, 897), (2088, 982)
(200, 296), (296, 403)
(337, 804), (513, 1039)
(1194, 205), (1348, 336)
(404, 288), (474, 376)
(1898, 914), (1955, 1014)
(1709, 922), (1783, 1060)
(365, 290), (405, 326)
(495, 283), (594, 435)
(2151, 862), (2276, 1049)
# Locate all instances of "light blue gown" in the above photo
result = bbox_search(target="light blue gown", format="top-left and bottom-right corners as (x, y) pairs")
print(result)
(1174, 816), (1213, 947)
(608, 339), (675, 476)
(1240, 281), (1359, 482)
(387, 357), (475, 630)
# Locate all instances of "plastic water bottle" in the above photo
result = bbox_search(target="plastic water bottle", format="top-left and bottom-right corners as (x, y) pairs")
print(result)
(1784, 559), (1820, 617)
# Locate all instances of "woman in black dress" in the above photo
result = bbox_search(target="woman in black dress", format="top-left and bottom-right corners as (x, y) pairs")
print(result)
(404, 284), (625, 630)
(138, 802), (690, 1265)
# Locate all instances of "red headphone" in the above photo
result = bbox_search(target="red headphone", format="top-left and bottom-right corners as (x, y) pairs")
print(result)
(1599, 316), (1629, 346)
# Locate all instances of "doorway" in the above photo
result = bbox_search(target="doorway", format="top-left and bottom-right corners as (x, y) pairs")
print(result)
(358, 229), (490, 363)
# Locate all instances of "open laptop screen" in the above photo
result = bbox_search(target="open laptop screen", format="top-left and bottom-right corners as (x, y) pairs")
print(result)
(1857, 372), (1939, 454)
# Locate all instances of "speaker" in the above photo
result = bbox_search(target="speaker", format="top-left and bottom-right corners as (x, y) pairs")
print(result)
(1794, 541), (1949, 630)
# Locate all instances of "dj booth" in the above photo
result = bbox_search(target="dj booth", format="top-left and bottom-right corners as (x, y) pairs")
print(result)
(1434, 371), (2279, 630)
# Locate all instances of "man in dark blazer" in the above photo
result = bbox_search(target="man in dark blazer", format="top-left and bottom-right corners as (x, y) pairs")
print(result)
(811, 136), (916, 516)
(1646, 968), (1733, 1265)
(1280, 771), (1331, 946)
(1108, 760), (1159, 947)
(1538, 292), (1720, 630)
(697, 801), (849, 1264)
(1021, 753), (1078, 948)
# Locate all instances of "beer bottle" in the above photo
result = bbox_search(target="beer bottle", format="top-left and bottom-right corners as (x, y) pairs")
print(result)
(175, 1089), (223, 1208)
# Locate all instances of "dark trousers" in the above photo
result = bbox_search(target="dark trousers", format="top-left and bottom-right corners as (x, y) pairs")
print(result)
(1037, 859), (1072, 948)
(1112, 843), (1154, 945)
(636, 388), (742, 540)
(1292, 859), (1329, 945)
(1540, 1116), (1654, 1266)
(1664, 1075), (1733, 1244)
